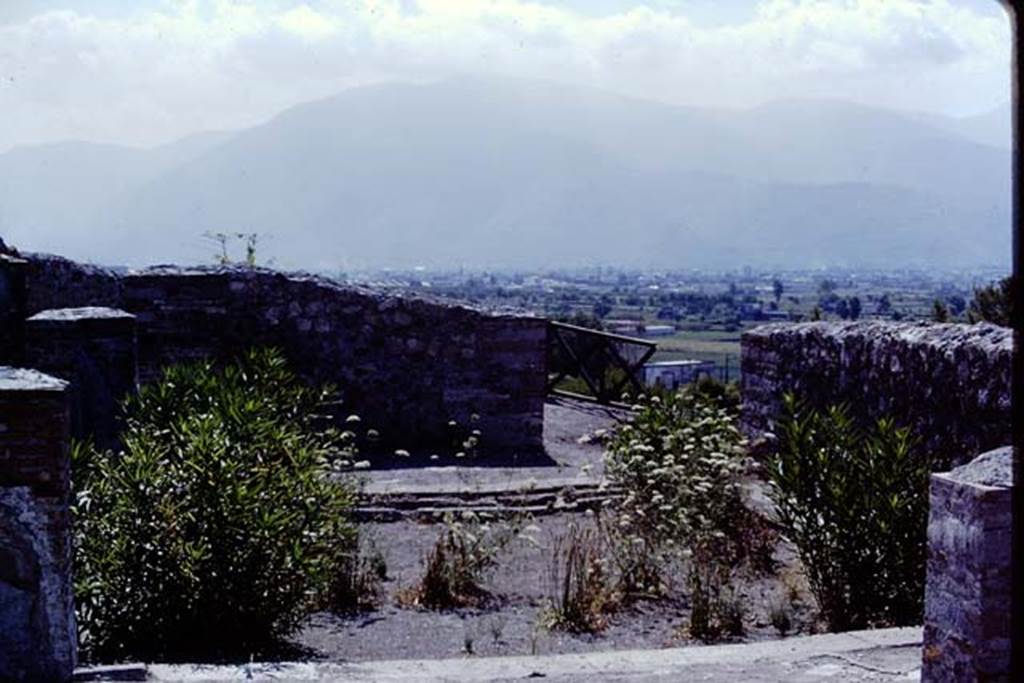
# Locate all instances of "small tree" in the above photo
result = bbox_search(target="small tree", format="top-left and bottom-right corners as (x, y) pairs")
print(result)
(931, 299), (950, 323)
(968, 276), (1013, 326)
(875, 293), (892, 316)
(848, 296), (861, 320)
(835, 298), (850, 320)
(772, 278), (784, 303)
(947, 295), (967, 317)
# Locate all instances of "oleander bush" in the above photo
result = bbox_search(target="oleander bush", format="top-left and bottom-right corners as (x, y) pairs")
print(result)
(72, 348), (359, 661)
(767, 394), (930, 631)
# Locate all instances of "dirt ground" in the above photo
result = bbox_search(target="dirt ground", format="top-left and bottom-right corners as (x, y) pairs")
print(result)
(291, 512), (818, 662)
(287, 398), (819, 662)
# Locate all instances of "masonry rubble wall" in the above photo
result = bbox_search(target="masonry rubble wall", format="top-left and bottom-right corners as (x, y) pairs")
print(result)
(0, 367), (76, 682)
(740, 321), (1011, 466)
(0, 255), (28, 364)
(14, 255), (546, 454)
(25, 307), (138, 451)
(921, 446), (1012, 681)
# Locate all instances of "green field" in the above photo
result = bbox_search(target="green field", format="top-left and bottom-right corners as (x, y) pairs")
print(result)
(649, 328), (745, 382)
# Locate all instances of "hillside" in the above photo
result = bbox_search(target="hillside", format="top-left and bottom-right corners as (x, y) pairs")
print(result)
(0, 78), (1010, 269)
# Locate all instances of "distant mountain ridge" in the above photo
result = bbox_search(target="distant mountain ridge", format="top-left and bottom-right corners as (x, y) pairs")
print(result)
(0, 78), (1010, 270)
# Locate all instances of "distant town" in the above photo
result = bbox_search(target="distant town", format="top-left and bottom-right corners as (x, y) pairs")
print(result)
(339, 264), (1008, 384)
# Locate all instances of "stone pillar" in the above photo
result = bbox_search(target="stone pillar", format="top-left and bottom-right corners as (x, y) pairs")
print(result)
(0, 254), (28, 364)
(922, 446), (1012, 682)
(0, 367), (77, 682)
(25, 307), (137, 451)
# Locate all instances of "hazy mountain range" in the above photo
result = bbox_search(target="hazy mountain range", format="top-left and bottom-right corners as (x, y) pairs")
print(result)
(0, 77), (1010, 270)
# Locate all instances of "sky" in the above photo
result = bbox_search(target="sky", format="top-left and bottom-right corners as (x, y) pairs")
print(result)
(0, 0), (1012, 153)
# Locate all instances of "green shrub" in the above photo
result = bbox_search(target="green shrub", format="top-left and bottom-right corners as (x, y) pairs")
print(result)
(603, 391), (769, 597)
(73, 348), (358, 661)
(767, 394), (930, 631)
(687, 376), (741, 413)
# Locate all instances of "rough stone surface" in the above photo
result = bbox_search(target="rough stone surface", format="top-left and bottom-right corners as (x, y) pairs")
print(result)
(138, 627), (923, 682)
(21, 255), (546, 454)
(0, 255), (28, 364)
(0, 367), (77, 682)
(22, 253), (123, 316)
(741, 321), (1011, 466)
(922, 446), (1012, 682)
(0, 366), (69, 393)
(25, 308), (138, 451)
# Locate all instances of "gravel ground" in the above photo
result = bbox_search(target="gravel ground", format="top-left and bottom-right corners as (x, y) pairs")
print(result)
(290, 512), (818, 662)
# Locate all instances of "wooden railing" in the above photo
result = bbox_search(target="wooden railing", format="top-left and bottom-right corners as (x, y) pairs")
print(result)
(546, 321), (656, 404)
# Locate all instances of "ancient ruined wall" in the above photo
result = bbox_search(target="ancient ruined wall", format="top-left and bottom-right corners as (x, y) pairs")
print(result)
(922, 447), (1011, 680)
(0, 255), (28, 363)
(121, 267), (546, 452)
(22, 253), (123, 316)
(15, 255), (546, 454)
(25, 307), (138, 451)
(0, 368), (77, 682)
(741, 321), (1011, 466)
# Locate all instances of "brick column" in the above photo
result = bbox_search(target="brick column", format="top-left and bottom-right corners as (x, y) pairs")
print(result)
(922, 446), (1012, 681)
(0, 367), (77, 682)
(25, 307), (137, 451)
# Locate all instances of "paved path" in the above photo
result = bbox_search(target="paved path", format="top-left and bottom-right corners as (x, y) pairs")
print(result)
(81, 627), (922, 681)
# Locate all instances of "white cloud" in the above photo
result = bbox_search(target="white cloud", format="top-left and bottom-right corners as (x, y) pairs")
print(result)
(0, 0), (1011, 151)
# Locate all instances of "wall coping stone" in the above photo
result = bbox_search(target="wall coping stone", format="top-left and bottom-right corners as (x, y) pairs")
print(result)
(27, 307), (135, 322)
(743, 320), (1012, 354)
(125, 264), (540, 320)
(0, 366), (69, 392)
(938, 445), (1012, 489)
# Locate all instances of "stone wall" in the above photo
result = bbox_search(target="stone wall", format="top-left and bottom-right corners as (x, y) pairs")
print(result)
(922, 447), (1012, 681)
(13, 256), (547, 454)
(741, 321), (1012, 466)
(0, 367), (77, 682)
(25, 308), (138, 451)
(22, 253), (122, 317)
(0, 255), (28, 364)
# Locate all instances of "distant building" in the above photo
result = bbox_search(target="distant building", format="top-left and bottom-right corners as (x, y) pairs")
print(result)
(639, 324), (675, 337)
(642, 359), (716, 389)
(739, 302), (765, 320)
(763, 310), (792, 321)
(604, 319), (643, 335)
